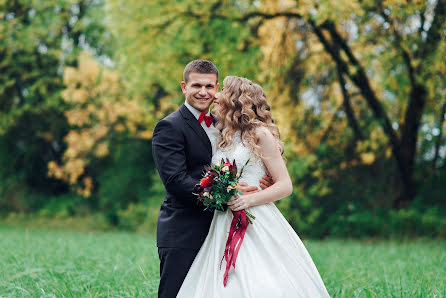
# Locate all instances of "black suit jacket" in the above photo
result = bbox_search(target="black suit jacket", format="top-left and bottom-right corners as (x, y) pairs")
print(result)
(152, 104), (214, 249)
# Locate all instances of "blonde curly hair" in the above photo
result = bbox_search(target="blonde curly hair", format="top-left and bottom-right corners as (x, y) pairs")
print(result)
(214, 76), (284, 158)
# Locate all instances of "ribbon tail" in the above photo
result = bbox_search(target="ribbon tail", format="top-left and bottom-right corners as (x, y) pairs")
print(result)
(220, 214), (237, 270)
(231, 224), (247, 268)
(221, 211), (249, 287)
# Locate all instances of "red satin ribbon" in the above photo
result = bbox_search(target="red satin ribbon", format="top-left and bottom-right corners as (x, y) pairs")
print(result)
(221, 210), (248, 286)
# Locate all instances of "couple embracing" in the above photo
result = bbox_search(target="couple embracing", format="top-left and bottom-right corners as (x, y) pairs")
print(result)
(152, 60), (329, 298)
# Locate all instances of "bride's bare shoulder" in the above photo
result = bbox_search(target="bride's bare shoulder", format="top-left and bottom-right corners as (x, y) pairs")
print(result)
(254, 126), (281, 160)
(255, 126), (274, 142)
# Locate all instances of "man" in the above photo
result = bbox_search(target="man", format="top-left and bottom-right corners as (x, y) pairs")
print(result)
(152, 60), (271, 298)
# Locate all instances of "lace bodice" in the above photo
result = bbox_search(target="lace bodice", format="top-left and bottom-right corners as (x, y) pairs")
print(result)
(211, 132), (266, 189)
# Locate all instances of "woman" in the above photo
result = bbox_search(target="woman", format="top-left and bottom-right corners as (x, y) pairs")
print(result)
(177, 76), (330, 297)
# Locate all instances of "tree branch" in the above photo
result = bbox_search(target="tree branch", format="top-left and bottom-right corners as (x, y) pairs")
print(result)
(377, 9), (416, 86)
(310, 19), (420, 203)
(315, 21), (400, 152)
(336, 65), (364, 141)
(418, 6), (426, 38)
(239, 11), (302, 22)
(418, 0), (446, 59)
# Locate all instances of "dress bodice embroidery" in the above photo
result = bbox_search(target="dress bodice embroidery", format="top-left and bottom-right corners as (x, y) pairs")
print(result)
(211, 131), (266, 189)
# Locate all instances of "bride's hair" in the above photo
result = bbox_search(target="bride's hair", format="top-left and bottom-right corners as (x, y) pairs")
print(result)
(214, 76), (284, 158)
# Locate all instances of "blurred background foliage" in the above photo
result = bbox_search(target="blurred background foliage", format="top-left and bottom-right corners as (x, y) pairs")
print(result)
(0, 0), (445, 238)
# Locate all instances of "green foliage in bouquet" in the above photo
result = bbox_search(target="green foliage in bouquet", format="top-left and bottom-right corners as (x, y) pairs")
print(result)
(193, 158), (253, 219)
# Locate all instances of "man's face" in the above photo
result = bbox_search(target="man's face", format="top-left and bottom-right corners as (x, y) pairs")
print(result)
(181, 72), (219, 113)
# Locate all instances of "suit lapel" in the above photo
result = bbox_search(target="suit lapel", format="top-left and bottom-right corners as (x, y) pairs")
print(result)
(180, 105), (212, 155)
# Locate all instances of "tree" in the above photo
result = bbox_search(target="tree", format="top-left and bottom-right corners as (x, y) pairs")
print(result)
(171, 0), (446, 208)
(48, 52), (154, 196)
(0, 0), (112, 210)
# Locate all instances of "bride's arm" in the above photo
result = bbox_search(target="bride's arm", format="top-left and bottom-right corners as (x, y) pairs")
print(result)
(229, 127), (292, 211)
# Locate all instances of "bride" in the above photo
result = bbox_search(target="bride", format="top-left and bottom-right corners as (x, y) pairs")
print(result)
(177, 76), (330, 297)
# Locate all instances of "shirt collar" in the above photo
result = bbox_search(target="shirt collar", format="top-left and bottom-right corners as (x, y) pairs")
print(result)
(184, 100), (211, 120)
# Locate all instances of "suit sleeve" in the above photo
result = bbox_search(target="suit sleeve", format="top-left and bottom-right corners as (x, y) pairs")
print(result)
(152, 119), (198, 204)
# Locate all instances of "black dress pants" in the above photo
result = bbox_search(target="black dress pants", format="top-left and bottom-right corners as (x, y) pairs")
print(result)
(158, 247), (200, 298)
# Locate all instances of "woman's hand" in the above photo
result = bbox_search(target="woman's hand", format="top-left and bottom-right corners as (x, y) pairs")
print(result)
(228, 195), (252, 212)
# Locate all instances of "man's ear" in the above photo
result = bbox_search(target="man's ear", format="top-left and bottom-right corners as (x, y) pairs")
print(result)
(180, 81), (187, 94)
(216, 82), (220, 91)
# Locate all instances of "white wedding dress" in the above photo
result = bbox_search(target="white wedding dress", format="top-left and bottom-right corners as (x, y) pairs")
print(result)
(177, 132), (330, 298)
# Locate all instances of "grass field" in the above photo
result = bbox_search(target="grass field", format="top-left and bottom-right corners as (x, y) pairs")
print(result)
(0, 226), (445, 297)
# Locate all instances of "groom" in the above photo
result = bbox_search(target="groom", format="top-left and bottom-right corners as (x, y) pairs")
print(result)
(152, 60), (269, 298)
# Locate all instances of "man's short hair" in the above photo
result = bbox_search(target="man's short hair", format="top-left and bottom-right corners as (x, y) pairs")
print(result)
(183, 60), (219, 83)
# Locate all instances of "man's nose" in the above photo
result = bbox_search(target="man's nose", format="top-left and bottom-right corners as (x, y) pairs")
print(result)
(199, 86), (207, 95)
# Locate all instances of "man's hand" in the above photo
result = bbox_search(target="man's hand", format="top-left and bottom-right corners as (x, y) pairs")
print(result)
(237, 182), (259, 195)
(259, 175), (274, 190)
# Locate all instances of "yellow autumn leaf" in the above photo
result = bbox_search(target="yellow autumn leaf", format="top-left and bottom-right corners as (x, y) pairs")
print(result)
(360, 152), (376, 165)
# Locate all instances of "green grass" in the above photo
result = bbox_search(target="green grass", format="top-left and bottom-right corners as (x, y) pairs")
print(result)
(0, 226), (445, 297)
(310, 239), (446, 297)
(0, 226), (159, 297)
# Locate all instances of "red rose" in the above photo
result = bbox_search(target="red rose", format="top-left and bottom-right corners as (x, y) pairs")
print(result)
(200, 177), (211, 188)
(223, 162), (232, 167)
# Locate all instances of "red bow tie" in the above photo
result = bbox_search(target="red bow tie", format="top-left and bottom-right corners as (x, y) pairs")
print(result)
(198, 112), (214, 127)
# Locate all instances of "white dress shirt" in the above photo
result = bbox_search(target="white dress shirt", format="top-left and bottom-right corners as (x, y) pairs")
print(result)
(184, 101), (219, 155)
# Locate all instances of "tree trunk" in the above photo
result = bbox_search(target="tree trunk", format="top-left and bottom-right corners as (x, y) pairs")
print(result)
(393, 85), (427, 207)
(310, 20), (423, 208)
(432, 102), (446, 168)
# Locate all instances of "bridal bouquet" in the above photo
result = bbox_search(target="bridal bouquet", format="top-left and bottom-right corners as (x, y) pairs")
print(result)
(193, 158), (255, 286)
(193, 158), (254, 220)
